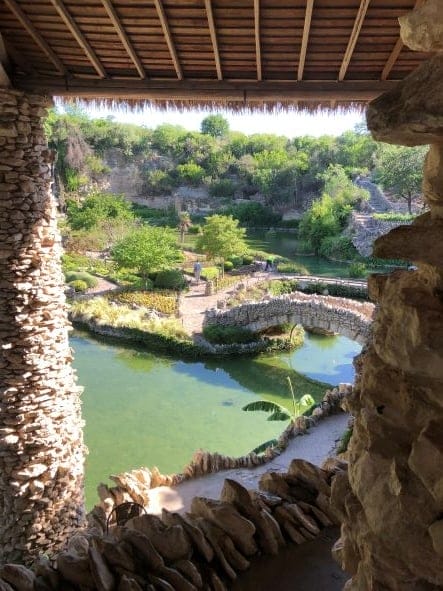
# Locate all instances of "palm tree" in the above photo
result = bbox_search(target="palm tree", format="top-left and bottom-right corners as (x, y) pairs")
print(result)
(178, 211), (192, 244)
(242, 377), (315, 453)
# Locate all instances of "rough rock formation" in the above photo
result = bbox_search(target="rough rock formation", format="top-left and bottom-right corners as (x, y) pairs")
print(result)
(399, 0), (443, 53)
(0, 459), (345, 591)
(0, 90), (85, 563)
(333, 3), (443, 588)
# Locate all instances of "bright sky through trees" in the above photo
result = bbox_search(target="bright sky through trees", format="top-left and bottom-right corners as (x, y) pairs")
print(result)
(78, 104), (364, 139)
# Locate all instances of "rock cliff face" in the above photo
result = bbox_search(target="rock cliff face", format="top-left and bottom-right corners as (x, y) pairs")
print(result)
(334, 2), (443, 588)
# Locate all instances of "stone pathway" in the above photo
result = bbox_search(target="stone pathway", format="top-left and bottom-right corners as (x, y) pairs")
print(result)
(147, 412), (349, 515)
(180, 271), (280, 335)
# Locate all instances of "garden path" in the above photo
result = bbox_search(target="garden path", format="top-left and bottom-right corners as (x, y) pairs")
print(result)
(179, 271), (280, 335)
(147, 412), (348, 515)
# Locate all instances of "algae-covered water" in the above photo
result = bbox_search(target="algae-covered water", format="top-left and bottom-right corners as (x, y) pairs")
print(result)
(71, 331), (361, 507)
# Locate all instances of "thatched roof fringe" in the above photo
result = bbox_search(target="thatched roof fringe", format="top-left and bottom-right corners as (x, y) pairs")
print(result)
(56, 96), (367, 116)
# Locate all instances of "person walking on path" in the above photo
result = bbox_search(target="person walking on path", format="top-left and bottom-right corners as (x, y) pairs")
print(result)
(193, 260), (202, 284)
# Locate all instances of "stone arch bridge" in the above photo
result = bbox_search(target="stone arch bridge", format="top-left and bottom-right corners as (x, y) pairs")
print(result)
(205, 292), (375, 345)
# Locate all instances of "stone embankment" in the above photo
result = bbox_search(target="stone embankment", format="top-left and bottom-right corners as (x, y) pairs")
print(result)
(350, 178), (415, 257)
(205, 291), (374, 345)
(0, 456), (347, 591)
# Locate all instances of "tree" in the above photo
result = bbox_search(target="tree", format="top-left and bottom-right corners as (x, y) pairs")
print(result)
(112, 226), (183, 282)
(242, 377), (315, 453)
(196, 214), (247, 260)
(374, 145), (426, 214)
(66, 191), (135, 230)
(176, 161), (205, 186)
(178, 211), (192, 243)
(200, 114), (229, 138)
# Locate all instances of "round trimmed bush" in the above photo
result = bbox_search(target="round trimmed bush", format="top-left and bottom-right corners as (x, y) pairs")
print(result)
(154, 269), (187, 291)
(65, 271), (98, 288)
(68, 279), (88, 292)
(229, 255), (243, 268)
(223, 261), (234, 272)
(242, 254), (254, 265)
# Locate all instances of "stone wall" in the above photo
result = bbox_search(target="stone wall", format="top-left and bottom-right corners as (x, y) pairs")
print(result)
(205, 292), (374, 345)
(333, 4), (443, 588)
(0, 89), (85, 564)
(0, 457), (346, 591)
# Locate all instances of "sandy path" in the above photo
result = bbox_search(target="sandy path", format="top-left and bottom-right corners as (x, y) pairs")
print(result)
(147, 412), (348, 515)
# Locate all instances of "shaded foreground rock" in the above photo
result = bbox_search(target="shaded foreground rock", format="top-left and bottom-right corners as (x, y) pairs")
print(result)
(0, 459), (348, 590)
(335, 3), (443, 587)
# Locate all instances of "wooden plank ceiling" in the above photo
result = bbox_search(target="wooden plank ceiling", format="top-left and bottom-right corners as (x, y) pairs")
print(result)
(0, 0), (431, 107)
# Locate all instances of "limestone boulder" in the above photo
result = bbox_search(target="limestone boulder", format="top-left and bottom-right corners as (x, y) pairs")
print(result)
(423, 144), (443, 212)
(373, 213), (443, 268)
(429, 520), (443, 557)
(367, 55), (443, 146)
(190, 497), (257, 557)
(409, 420), (443, 506)
(399, 0), (443, 53)
(0, 565), (35, 591)
(118, 575), (144, 591)
(89, 542), (115, 591)
(126, 514), (192, 562)
(161, 510), (214, 563)
(220, 479), (281, 555)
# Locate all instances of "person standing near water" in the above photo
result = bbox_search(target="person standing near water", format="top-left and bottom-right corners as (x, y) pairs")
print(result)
(193, 260), (202, 284)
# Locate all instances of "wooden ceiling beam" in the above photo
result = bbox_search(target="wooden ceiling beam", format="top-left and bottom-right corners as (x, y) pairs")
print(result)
(338, 0), (370, 81)
(254, 0), (262, 81)
(297, 0), (314, 81)
(204, 0), (222, 80)
(101, 0), (146, 79)
(154, 0), (183, 80)
(49, 0), (107, 78)
(14, 76), (396, 103)
(3, 0), (67, 75)
(381, 0), (426, 80)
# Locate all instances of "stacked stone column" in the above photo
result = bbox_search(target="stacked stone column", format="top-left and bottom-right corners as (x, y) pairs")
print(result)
(0, 89), (85, 563)
(332, 2), (443, 589)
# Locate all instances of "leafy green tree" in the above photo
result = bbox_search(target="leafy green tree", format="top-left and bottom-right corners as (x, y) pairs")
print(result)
(374, 145), (426, 213)
(151, 124), (186, 154)
(176, 161), (205, 186)
(196, 214), (247, 260)
(66, 192), (135, 230)
(112, 226), (183, 282)
(201, 114), (229, 138)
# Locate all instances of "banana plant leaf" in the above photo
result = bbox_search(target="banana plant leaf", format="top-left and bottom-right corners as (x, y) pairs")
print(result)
(242, 400), (285, 413)
(252, 439), (279, 454)
(267, 410), (291, 421)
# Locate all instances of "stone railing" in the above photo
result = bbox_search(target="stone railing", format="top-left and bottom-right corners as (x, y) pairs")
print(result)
(205, 292), (375, 345)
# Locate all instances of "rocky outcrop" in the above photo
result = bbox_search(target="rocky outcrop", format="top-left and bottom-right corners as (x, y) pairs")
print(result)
(0, 458), (346, 591)
(0, 90), (85, 564)
(205, 292), (374, 345)
(349, 211), (411, 258)
(334, 4), (443, 588)
(399, 0), (443, 53)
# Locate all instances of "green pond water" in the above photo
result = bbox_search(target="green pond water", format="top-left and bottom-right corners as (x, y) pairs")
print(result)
(71, 331), (361, 508)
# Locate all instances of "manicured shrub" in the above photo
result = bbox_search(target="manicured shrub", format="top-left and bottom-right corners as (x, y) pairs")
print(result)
(223, 260), (234, 272)
(65, 271), (98, 288)
(154, 269), (187, 291)
(242, 254), (254, 265)
(203, 324), (258, 344)
(188, 224), (201, 234)
(68, 279), (88, 292)
(228, 255), (243, 268)
(269, 279), (298, 296)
